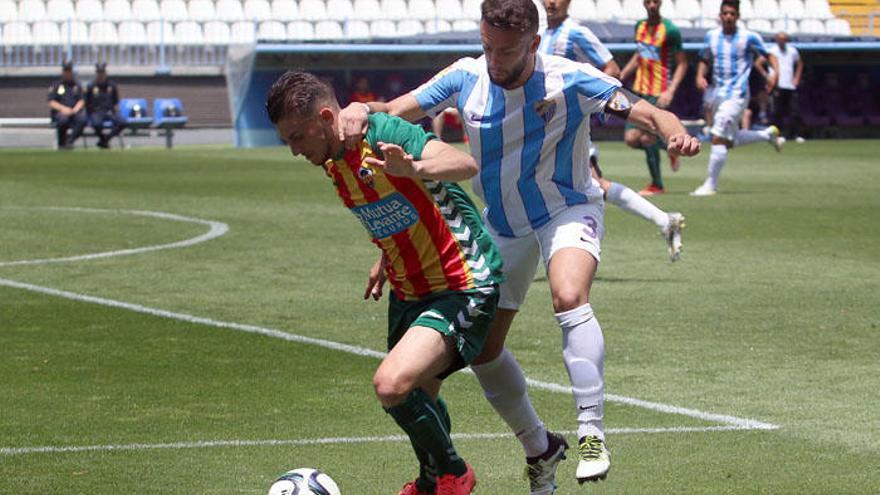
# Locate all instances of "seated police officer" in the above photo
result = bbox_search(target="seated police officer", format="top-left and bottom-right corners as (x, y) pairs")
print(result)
(86, 62), (125, 149)
(48, 61), (87, 150)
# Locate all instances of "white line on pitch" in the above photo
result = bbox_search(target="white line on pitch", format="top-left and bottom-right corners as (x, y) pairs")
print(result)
(0, 207), (229, 267)
(0, 426), (755, 457)
(0, 277), (779, 432)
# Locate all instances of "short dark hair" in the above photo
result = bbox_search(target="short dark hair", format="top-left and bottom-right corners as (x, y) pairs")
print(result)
(265, 70), (336, 124)
(481, 0), (539, 34)
(720, 0), (740, 12)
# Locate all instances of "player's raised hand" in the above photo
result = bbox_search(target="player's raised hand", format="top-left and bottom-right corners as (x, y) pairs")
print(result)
(337, 103), (370, 150)
(363, 255), (387, 301)
(667, 133), (701, 157)
(365, 142), (419, 178)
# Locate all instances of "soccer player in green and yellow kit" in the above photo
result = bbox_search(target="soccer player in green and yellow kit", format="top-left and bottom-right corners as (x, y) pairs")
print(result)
(266, 70), (504, 495)
(620, 0), (688, 196)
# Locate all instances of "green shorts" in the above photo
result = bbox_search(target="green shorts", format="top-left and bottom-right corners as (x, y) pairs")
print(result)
(387, 286), (499, 379)
(624, 93), (659, 131)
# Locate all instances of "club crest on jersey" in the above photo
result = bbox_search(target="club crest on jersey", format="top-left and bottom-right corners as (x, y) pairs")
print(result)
(358, 165), (375, 187)
(607, 90), (633, 113)
(534, 99), (556, 123)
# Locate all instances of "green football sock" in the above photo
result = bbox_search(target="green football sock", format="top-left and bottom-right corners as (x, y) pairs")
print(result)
(386, 388), (467, 477)
(435, 395), (451, 432)
(646, 144), (663, 189)
(407, 396), (451, 492)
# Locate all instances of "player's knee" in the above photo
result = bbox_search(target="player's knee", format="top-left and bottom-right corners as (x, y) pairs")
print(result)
(623, 130), (642, 148)
(373, 369), (413, 408)
(473, 339), (504, 365)
(552, 288), (588, 313)
(640, 133), (657, 147)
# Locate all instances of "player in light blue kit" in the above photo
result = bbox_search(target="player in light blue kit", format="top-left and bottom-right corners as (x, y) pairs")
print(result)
(692, 0), (783, 196)
(338, 0), (700, 492)
(539, 0), (686, 262)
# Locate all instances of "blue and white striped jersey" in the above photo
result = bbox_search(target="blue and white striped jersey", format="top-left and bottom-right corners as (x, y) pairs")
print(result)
(412, 52), (621, 238)
(700, 27), (768, 100)
(539, 18), (614, 69)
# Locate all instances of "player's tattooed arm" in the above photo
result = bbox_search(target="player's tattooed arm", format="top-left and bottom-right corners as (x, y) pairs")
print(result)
(603, 88), (642, 121)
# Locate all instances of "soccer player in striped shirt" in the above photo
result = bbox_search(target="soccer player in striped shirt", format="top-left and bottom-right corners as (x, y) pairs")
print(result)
(691, 0), (783, 196)
(540, 0), (687, 262)
(339, 1), (700, 491)
(266, 70), (506, 495)
(620, 0), (688, 195)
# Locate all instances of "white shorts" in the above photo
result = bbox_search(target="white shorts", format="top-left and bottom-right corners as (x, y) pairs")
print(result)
(709, 96), (747, 143)
(486, 201), (605, 310)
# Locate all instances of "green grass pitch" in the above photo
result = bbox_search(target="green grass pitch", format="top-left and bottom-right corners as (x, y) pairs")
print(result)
(1, 140), (878, 494)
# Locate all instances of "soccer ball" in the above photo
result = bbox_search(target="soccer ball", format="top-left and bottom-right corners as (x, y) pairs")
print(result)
(267, 468), (341, 495)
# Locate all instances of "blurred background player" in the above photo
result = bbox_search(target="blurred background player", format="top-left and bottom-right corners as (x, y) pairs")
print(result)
(85, 62), (125, 149)
(540, 0), (686, 261)
(692, 0), (784, 196)
(768, 31), (805, 143)
(349, 75), (379, 103)
(620, 0), (688, 196)
(741, 58), (771, 130)
(431, 108), (466, 143)
(47, 60), (87, 150)
(267, 70), (503, 495)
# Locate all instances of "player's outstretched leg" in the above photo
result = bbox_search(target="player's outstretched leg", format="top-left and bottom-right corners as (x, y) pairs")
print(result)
(525, 431), (569, 495)
(473, 346), (568, 494)
(734, 126), (783, 151)
(606, 182), (684, 260)
(663, 212), (686, 262)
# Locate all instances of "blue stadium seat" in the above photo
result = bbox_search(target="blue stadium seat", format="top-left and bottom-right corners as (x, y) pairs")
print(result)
(119, 98), (153, 129)
(153, 98), (188, 128)
(153, 98), (188, 148)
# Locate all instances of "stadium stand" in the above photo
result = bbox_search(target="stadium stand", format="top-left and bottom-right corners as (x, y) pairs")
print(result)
(46, 0), (75, 21)
(271, 0), (299, 21)
(0, 0), (877, 145)
(104, 0), (132, 20)
(0, 0), (870, 48)
(326, 0), (354, 20)
(344, 19), (371, 38)
(230, 20), (255, 42)
(298, 0), (328, 20)
(288, 19), (315, 39)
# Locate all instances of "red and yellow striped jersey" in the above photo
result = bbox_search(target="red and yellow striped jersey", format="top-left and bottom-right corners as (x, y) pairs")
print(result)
(633, 18), (683, 97)
(323, 113), (503, 301)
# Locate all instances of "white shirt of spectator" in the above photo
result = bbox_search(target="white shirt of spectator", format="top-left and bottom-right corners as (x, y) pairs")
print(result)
(768, 43), (800, 90)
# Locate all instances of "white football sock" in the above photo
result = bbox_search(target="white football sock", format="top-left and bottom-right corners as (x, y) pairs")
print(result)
(734, 129), (769, 146)
(606, 182), (668, 230)
(557, 303), (605, 440)
(705, 144), (728, 190)
(471, 348), (548, 457)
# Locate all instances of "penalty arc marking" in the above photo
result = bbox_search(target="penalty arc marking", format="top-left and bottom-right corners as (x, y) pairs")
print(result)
(0, 206), (229, 267)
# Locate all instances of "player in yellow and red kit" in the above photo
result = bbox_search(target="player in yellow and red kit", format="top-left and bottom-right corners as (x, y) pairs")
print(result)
(620, 0), (689, 195)
(266, 70), (504, 495)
